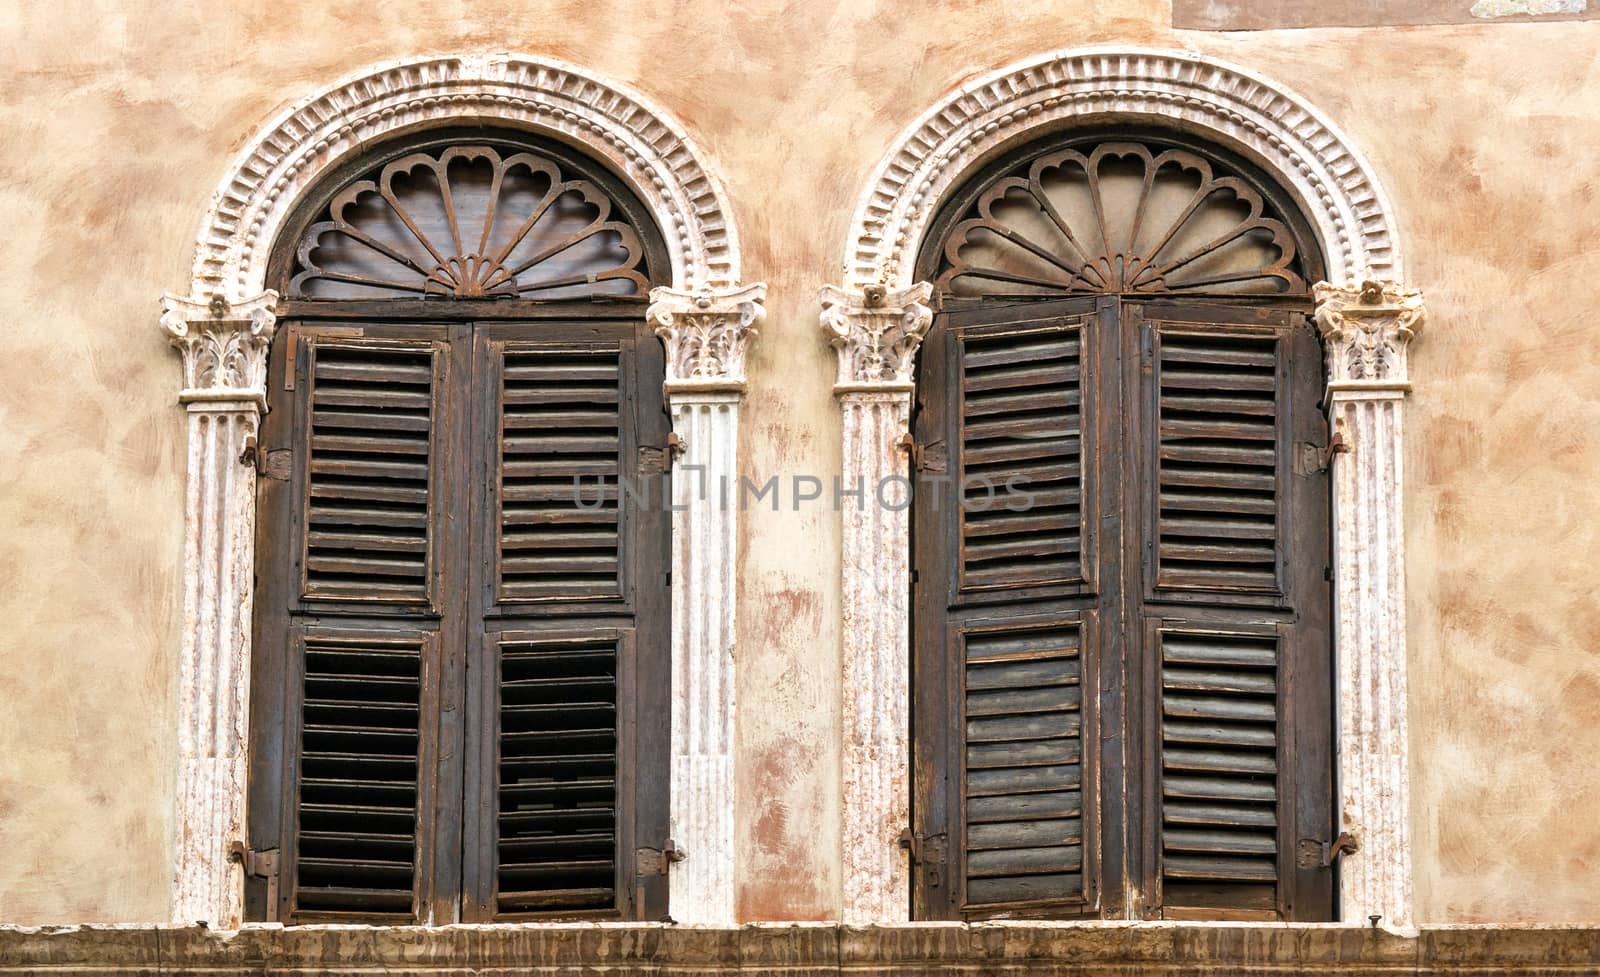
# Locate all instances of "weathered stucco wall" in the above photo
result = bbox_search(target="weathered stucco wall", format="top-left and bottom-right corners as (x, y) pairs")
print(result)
(0, 0), (1597, 926)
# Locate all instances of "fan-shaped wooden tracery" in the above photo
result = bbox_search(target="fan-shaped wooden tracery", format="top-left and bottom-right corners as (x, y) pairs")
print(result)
(934, 141), (1309, 297)
(289, 144), (652, 300)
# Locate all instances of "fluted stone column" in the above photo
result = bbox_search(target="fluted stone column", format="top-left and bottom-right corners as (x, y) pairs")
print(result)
(819, 282), (933, 923)
(1314, 278), (1425, 929)
(159, 291), (278, 927)
(647, 283), (765, 924)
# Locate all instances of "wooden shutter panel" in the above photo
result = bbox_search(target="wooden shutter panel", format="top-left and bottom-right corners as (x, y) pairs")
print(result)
(959, 618), (1089, 910)
(494, 629), (627, 915)
(301, 340), (441, 604)
(1154, 624), (1283, 916)
(466, 324), (667, 922)
(493, 344), (626, 603)
(1148, 325), (1282, 595)
(913, 297), (1109, 920)
(1133, 305), (1332, 921)
(289, 627), (432, 919)
(956, 318), (1088, 592)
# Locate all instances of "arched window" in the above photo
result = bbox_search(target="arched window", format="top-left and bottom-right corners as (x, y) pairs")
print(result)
(247, 132), (673, 923)
(909, 131), (1334, 921)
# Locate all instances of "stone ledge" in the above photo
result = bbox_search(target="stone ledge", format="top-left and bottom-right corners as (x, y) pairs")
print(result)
(2, 923), (1599, 976)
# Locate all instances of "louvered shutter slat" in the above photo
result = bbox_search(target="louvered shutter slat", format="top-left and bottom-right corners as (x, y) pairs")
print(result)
(495, 632), (621, 916)
(302, 342), (438, 604)
(292, 631), (425, 920)
(960, 622), (1086, 909)
(495, 347), (626, 603)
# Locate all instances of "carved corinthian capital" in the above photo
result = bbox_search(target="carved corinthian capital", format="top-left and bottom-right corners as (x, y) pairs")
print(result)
(1313, 278), (1424, 390)
(819, 282), (934, 389)
(160, 292), (280, 408)
(647, 283), (767, 389)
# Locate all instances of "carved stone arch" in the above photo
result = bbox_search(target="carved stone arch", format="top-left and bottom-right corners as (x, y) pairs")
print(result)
(841, 46), (1404, 291)
(161, 54), (763, 927)
(822, 47), (1422, 927)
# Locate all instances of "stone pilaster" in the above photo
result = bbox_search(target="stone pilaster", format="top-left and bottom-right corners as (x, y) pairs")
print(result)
(819, 282), (933, 923)
(159, 291), (278, 927)
(647, 283), (765, 924)
(1314, 277), (1425, 929)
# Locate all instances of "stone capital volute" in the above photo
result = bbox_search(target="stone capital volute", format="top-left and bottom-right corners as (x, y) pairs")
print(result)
(647, 283), (767, 391)
(819, 281), (934, 391)
(160, 291), (280, 409)
(1313, 278), (1425, 392)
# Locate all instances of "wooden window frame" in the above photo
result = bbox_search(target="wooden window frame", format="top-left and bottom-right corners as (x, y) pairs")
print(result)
(159, 56), (764, 928)
(823, 46), (1424, 927)
(909, 295), (1334, 922)
(248, 310), (674, 925)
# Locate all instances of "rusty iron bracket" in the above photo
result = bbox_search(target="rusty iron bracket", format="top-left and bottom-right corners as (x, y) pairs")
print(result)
(239, 436), (258, 469)
(640, 434), (685, 476)
(1297, 831), (1359, 869)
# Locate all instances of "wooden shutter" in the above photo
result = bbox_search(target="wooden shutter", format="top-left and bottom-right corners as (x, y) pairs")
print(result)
(955, 318), (1090, 593)
(958, 618), (1090, 911)
(912, 296), (1111, 920)
(463, 323), (669, 922)
(492, 343), (628, 604)
(1130, 303), (1333, 921)
(493, 629), (629, 915)
(253, 316), (668, 925)
(250, 323), (466, 924)
(914, 298), (1332, 923)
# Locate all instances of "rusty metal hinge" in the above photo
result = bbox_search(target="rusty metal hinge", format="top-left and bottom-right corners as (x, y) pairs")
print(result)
(230, 842), (281, 914)
(1295, 430), (1349, 475)
(240, 437), (291, 480)
(639, 432), (685, 475)
(636, 838), (687, 876)
(1297, 831), (1359, 869)
(898, 433), (947, 474)
(898, 829), (948, 888)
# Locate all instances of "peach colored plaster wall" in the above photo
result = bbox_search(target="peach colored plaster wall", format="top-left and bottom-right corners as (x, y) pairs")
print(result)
(0, 0), (1596, 926)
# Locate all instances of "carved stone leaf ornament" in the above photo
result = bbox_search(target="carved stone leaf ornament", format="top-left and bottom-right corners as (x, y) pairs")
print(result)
(647, 284), (767, 386)
(1313, 278), (1425, 385)
(820, 282), (935, 387)
(160, 292), (279, 405)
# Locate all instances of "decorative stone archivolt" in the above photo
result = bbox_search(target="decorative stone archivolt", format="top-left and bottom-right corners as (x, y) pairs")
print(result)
(192, 54), (741, 302)
(824, 47), (1423, 927)
(843, 47), (1404, 291)
(161, 55), (759, 927)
